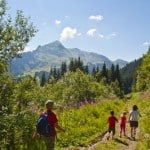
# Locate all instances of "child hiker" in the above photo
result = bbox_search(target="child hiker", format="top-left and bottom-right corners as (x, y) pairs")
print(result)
(107, 110), (118, 139)
(119, 111), (127, 137)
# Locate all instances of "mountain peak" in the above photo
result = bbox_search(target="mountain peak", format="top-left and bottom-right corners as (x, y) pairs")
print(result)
(47, 40), (65, 49)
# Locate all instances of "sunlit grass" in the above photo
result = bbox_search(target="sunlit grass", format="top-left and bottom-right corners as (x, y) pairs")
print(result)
(55, 99), (125, 149)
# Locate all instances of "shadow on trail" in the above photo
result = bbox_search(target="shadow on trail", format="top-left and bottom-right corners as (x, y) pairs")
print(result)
(114, 138), (129, 146)
(89, 131), (108, 145)
(126, 136), (139, 141)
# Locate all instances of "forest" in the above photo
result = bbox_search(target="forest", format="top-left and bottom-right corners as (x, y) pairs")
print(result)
(0, 0), (150, 149)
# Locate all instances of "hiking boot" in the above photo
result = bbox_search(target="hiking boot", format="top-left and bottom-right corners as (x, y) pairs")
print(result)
(107, 136), (110, 140)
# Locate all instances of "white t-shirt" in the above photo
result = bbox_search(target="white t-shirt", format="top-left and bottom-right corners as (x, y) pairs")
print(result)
(129, 110), (140, 121)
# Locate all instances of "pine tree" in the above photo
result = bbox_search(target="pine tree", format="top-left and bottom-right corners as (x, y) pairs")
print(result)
(69, 58), (75, 71)
(115, 64), (122, 88)
(40, 72), (46, 86)
(92, 66), (97, 78)
(83, 65), (89, 74)
(110, 64), (115, 82)
(101, 63), (108, 82)
(61, 61), (67, 76)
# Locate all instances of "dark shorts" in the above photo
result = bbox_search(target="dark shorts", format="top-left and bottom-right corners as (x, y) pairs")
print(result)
(130, 121), (138, 128)
(108, 128), (115, 135)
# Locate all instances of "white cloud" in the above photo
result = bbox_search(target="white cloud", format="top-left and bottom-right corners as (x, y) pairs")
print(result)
(65, 16), (69, 18)
(77, 33), (82, 36)
(143, 42), (150, 46)
(60, 27), (77, 41)
(87, 28), (96, 37)
(55, 20), (61, 25)
(98, 34), (104, 39)
(106, 32), (116, 39)
(89, 15), (103, 21)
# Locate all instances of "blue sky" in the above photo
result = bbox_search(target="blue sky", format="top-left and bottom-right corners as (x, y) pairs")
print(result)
(7, 0), (150, 62)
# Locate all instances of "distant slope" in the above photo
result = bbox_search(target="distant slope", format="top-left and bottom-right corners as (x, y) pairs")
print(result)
(11, 40), (128, 75)
(113, 59), (128, 68)
(120, 58), (142, 93)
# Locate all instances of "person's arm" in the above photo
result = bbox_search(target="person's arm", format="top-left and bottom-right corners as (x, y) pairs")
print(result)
(107, 117), (110, 124)
(125, 116), (127, 123)
(115, 117), (118, 122)
(128, 113), (131, 122)
(32, 128), (38, 139)
(139, 111), (142, 117)
(54, 123), (65, 132)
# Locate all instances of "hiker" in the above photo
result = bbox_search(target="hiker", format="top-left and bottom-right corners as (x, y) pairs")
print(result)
(107, 110), (118, 139)
(33, 100), (65, 150)
(119, 111), (127, 137)
(128, 105), (142, 140)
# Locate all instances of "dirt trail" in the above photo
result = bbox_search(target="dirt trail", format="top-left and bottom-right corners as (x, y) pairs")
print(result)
(76, 121), (139, 150)
(65, 100), (140, 150)
(78, 101), (140, 150)
(116, 124), (140, 150)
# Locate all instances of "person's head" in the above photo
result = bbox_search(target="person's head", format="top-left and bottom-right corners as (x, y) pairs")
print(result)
(133, 105), (138, 111)
(110, 110), (114, 116)
(45, 100), (54, 110)
(123, 111), (126, 115)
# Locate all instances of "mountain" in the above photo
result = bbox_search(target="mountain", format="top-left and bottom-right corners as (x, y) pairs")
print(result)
(10, 40), (128, 75)
(113, 59), (128, 67)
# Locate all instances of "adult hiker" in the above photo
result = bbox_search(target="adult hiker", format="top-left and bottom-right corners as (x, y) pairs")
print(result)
(128, 105), (142, 140)
(33, 100), (65, 150)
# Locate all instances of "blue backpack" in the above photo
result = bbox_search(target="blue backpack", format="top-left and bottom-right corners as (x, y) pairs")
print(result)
(36, 112), (52, 136)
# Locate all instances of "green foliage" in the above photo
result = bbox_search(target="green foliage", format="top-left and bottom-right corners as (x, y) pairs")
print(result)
(0, 74), (14, 112)
(0, 1), (38, 148)
(13, 76), (40, 110)
(136, 49), (150, 91)
(133, 91), (150, 150)
(0, 0), (37, 65)
(52, 69), (116, 104)
(120, 58), (142, 93)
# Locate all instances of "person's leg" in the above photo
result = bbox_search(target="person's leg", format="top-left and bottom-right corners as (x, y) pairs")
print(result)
(132, 121), (138, 140)
(120, 124), (123, 137)
(108, 128), (111, 136)
(131, 127), (134, 138)
(43, 136), (55, 150)
(133, 127), (136, 138)
(130, 121), (134, 138)
(123, 124), (126, 136)
(107, 128), (112, 140)
(112, 128), (115, 139)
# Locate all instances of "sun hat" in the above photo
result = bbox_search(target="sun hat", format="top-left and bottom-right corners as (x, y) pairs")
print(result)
(45, 100), (54, 108)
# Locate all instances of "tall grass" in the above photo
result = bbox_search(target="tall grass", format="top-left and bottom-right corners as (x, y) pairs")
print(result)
(135, 91), (150, 150)
(54, 99), (125, 149)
